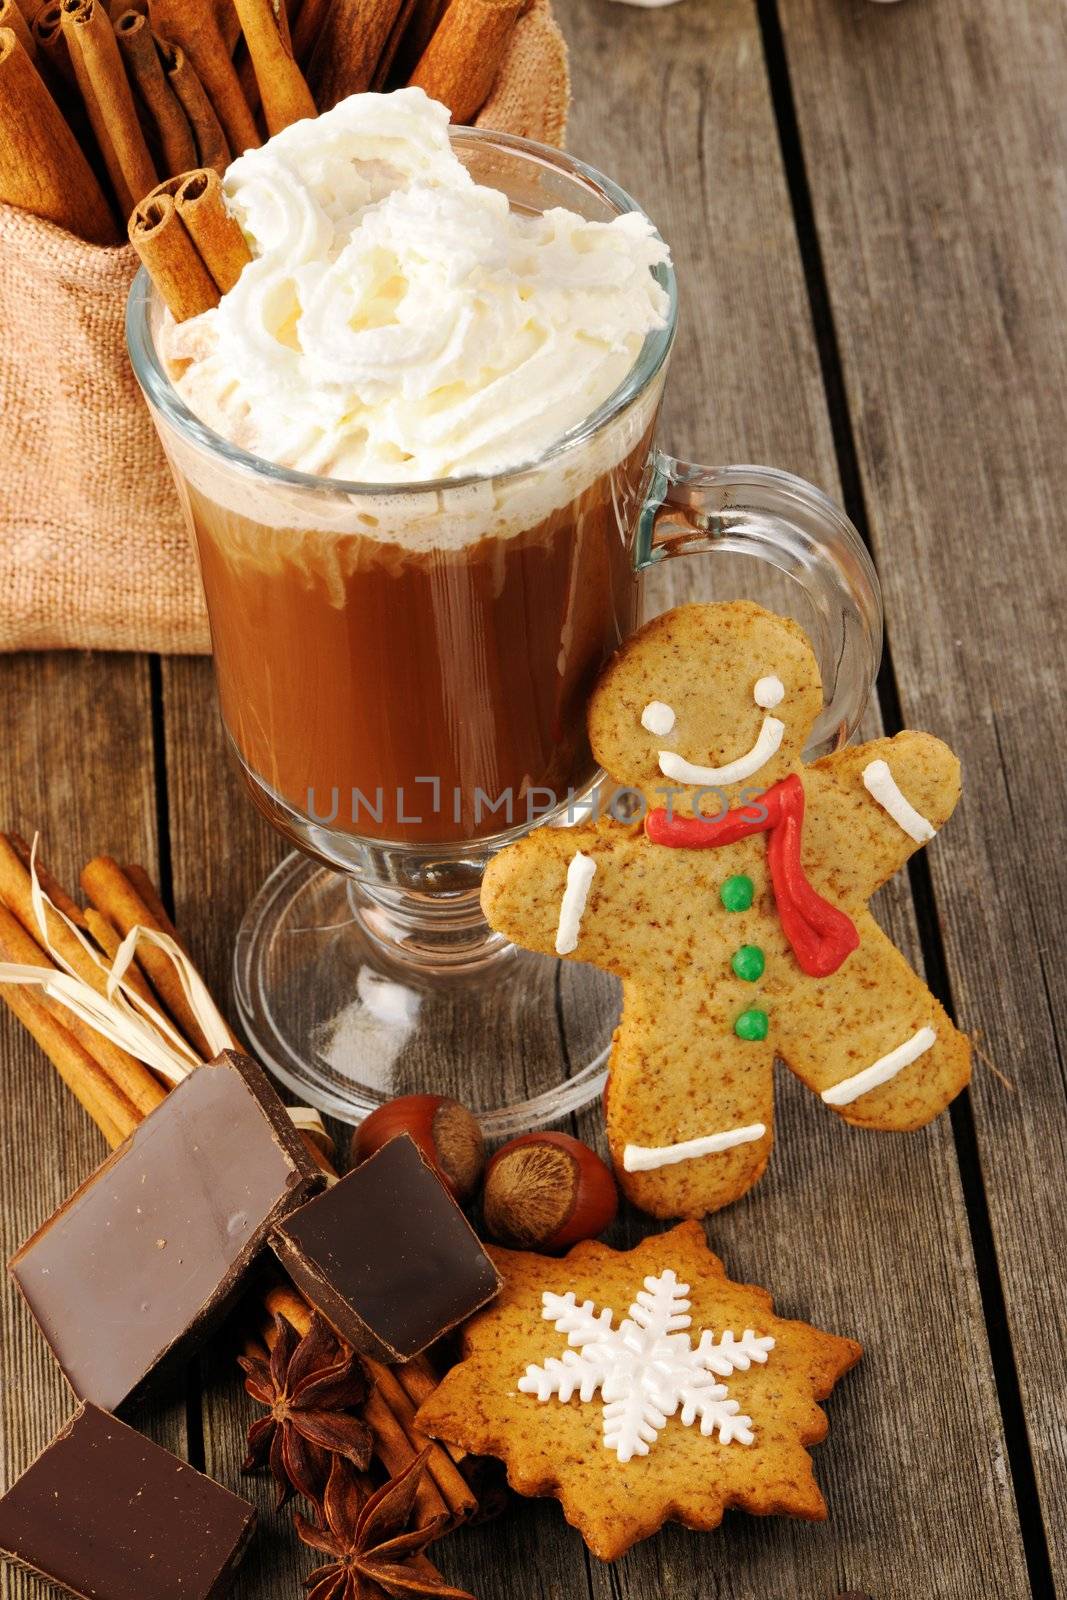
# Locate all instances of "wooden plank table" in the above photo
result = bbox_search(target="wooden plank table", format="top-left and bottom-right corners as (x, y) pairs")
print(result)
(2, 1), (1064, 1597)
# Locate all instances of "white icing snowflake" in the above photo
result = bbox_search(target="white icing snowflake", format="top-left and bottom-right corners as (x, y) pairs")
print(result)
(517, 1269), (775, 1462)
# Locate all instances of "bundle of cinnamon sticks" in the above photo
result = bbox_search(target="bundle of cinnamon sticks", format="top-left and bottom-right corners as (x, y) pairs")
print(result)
(0, 0), (535, 246)
(0, 832), (476, 1532)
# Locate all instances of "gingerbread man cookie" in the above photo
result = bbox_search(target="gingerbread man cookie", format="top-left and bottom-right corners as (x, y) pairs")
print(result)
(482, 601), (971, 1217)
(415, 1223), (860, 1559)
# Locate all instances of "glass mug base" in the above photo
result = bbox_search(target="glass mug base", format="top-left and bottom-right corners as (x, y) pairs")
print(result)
(233, 851), (620, 1132)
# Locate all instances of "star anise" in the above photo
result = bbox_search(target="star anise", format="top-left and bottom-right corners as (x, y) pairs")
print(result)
(293, 1448), (476, 1600)
(239, 1312), (373, 1509)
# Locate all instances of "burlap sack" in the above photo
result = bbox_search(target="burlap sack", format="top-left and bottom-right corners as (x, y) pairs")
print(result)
(0, 4), (570, 653)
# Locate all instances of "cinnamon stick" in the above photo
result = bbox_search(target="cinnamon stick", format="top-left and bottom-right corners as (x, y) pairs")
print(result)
(262, 1282), (466, 1524)
(30, 0), (74, 85)
(128, 190), (214, 318)
(257, 1303), (449, 1529)
(0, 26), (117, 240)
(232, 37), (258, 117)
(81, 855), (217, 1054)
(100, 858), (250, 1065)
(305, 0), (403, 111)
(60, 0), (157, 215)
(148, 0), (258, 155)
(8, 833), (87, 928)
(364, 1389), (451, 1524)
(114, 8), (196, 175)
(0, 0), (35, 57)
(121, 862), (182, 943)
(0, 903), (167, 1118)
(214, 0), (239, 53)
(288, 0), (328, 66)
(157, 38), (228, 172)
(397, 1356), (465, 1462)
(389, 0), (443, 84)
(174, 166), (250, 290)
(408, 0), (523, 123)
(3, 834), (168, 1023)
(28, 0), (93, 125)
(370, 0), (417, 91)
(83, 907), (159, 1011)
(363, 1355), (475, 1516)
(230, 0), (312, 134)
(0, 907), (137, 1147)
(262, 1280), (313, 1337)
(0, 834), (120, 1007)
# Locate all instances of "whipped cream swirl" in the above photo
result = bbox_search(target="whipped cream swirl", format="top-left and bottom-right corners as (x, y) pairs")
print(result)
(164, 89), (671, 482)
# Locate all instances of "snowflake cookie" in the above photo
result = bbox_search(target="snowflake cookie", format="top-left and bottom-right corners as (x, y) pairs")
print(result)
(481, 601), (972, 1218)
(415, 1223), (861, 1560)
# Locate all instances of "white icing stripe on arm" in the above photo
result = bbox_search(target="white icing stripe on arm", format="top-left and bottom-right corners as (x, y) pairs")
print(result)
(821, 1026), (937, 1106)
(862, 759), (936, 843)
(623, 1123), (767, 1171)
(555, 851), (597, 955)
(658, 717), (785, 786)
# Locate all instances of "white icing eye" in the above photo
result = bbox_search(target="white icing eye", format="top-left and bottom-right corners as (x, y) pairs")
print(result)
(641, 700), (676, 736)
(753, 675), (784, 709)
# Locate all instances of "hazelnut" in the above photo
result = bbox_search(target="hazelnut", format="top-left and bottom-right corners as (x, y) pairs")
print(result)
(350, 1094), (485, 1203)
(482, 1132), (617, 1252)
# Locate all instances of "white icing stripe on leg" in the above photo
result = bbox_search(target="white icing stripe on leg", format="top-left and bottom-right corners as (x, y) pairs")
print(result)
(554, 851), (597, 955)
(623, 1123), (767, 1172)
(821, 1026), (937, 1107)
(862, 759), (936, 843)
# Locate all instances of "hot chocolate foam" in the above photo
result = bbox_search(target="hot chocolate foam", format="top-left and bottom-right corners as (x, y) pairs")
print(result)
(162, 88), (671, 500)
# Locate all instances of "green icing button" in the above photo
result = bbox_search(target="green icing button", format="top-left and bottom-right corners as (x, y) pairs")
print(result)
(731, 945), (765, 982)
(720, 874), (754, 912)
(734, 1007), (769, 1041)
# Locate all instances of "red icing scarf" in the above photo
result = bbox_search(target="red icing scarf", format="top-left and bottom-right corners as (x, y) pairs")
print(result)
(645, 773), (858, 977)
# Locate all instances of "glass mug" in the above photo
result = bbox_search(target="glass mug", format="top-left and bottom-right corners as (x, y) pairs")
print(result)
(127, 129), (882, 1132)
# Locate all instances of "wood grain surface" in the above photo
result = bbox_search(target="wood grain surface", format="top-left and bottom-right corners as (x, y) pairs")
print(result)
(779, 0), (1067, 1589)
(0, 1), (1063, 1598)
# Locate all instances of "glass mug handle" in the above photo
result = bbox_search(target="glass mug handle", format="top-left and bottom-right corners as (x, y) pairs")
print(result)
(634, 453), (884, 759)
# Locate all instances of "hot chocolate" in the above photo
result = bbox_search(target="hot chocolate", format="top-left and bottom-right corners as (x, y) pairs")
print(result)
(158, 88), (670, 850)
(180, 417), (653, 847)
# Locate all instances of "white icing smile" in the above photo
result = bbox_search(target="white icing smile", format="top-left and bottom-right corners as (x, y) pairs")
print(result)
(659, 717), (785, 787)
(656, 673), (786, 786)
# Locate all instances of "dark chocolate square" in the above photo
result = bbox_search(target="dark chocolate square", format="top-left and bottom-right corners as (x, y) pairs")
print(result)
(8, 1050), (322, 1410)
(271, 1133), (501, 1362)
(0, 1403), (255, 1600)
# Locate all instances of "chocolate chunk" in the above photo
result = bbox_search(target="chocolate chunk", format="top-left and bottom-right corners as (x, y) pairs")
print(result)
(8, 1050), (322, 1409)
(271, 1132), (501, 1362)
(0, 1403), (255, 1600)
